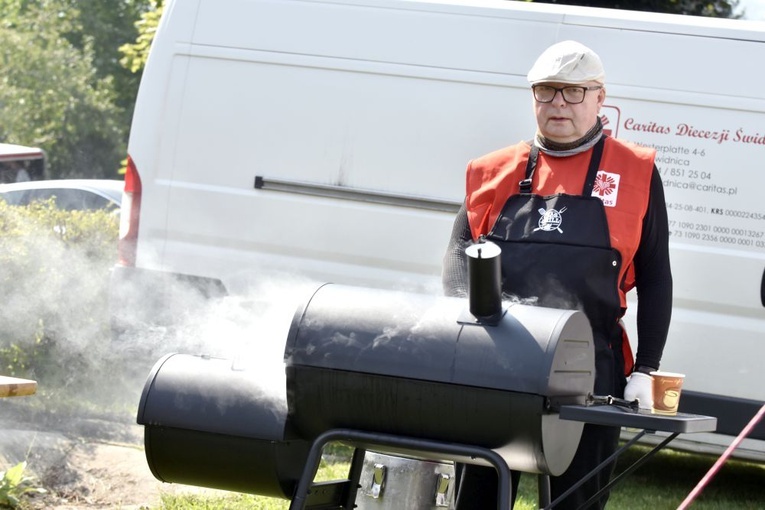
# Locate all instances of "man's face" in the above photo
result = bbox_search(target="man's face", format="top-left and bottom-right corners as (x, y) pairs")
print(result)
(533, 81), (605, 143)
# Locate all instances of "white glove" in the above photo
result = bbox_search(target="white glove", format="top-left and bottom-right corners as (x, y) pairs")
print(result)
(624, 372), (653, 410)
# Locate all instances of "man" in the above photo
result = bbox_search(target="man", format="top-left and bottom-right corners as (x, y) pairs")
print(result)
(442, 40), (672, 509)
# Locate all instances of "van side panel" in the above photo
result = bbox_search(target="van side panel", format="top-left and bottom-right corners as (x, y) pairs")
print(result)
(152, 0), (560, 288)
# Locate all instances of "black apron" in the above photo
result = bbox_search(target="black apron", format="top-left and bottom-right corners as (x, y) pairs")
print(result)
(486, 138), (625, 395)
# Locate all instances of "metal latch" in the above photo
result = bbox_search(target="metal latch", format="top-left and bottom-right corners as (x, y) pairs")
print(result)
(434, 472), (451, 507)
(369, 463), (386, 499)
(586, 393), (640, 412)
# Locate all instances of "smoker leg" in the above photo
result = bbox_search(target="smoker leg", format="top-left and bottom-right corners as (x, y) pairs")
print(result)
(496, 463), (513, 510)
(344, 447), (367, 509)
(287, 437), (364, 510)
(538, 474), (551, 509)
(289, 436), (328, 510)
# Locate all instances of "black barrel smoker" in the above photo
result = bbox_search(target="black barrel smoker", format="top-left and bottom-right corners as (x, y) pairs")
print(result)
(137, 242), (596, 509)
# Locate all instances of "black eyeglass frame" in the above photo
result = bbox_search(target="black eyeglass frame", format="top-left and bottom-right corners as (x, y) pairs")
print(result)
(531, 85), (603, 104)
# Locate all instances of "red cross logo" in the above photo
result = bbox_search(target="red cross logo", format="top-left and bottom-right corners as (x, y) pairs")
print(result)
(593, 173), (617, 197)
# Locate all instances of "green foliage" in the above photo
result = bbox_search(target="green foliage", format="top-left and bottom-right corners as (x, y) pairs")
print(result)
(0, 461), (46, 509)
(0, 200), (118, 405)
(529, 0), (741, 18)
(61, 0), (149, 113)
(120, 1), (164, 74)
(0, 0), (141, 179)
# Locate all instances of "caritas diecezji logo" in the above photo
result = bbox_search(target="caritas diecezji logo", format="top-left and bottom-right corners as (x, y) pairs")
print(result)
(592, 171), (620, 207)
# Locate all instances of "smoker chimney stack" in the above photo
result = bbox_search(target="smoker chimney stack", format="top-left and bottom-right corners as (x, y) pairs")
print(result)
(465, 239), (503, 323)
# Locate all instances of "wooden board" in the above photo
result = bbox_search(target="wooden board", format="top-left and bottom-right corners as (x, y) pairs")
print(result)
(0, 376), (37, 398)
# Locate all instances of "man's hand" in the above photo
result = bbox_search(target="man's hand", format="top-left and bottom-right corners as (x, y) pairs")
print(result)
(624, 372), (653, 410)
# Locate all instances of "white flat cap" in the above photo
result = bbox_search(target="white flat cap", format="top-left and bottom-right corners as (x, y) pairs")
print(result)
(527, 40), (606, 85)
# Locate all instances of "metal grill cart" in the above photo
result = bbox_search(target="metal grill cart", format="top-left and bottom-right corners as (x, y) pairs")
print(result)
(284, 406), (716, 510)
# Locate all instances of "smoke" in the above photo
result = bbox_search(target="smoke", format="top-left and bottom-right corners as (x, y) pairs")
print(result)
(0, 212), (122, 436)
(111, 269), (324, 419)
(501, 274), (584, 313)
(0, 204), (325, 432)
(0, 199), (452, 446)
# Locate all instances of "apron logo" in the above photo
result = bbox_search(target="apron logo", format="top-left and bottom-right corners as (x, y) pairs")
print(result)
(592, 170), (620, 207)
(534, 206), (567, 233)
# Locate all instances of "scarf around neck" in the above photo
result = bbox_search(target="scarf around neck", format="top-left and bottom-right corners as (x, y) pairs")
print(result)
(534, 117), (604, 157)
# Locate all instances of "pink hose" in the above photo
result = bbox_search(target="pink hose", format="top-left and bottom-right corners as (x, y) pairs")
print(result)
(677, 403), (765, 509)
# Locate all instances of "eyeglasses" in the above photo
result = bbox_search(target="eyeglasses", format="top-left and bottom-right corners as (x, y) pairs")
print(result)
(532, 85), (602, 104)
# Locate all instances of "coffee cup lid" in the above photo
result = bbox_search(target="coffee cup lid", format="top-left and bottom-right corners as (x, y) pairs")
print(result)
(649, 371), (685, 378)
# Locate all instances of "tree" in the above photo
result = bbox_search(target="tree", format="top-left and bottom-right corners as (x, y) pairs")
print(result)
(0, 1), (133, 178)
(119, 0), (163, 75)
(528, 0), (741, 18)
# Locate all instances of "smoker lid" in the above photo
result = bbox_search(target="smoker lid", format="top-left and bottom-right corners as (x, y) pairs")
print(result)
(285, 284), (594, 400)
(137, 353), (291, 440)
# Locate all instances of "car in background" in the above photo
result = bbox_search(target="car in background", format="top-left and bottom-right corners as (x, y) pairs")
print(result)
(0, 179), (123, 211)
(0, 143), (46, 182)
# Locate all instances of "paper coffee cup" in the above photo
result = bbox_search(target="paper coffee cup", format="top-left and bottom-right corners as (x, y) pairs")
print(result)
(650, 371), (685, 415)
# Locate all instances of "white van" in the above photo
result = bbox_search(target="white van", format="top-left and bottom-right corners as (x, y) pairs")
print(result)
(112, 0), (765, 459)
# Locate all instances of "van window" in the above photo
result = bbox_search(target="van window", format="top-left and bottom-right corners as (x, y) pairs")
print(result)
(25, 188), (114, 211)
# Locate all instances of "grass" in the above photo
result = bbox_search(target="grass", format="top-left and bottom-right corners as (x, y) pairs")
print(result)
(150, 443), (765, 509)
(606, 445), (764, 509)
(155, 459), (351, 510)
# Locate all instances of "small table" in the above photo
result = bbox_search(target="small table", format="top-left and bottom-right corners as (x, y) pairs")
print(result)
(545, 405), (718, 510)
(0, 376), (37, 398)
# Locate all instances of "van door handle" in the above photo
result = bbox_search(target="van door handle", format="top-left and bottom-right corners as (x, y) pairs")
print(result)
(761, 267), (765, 307)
